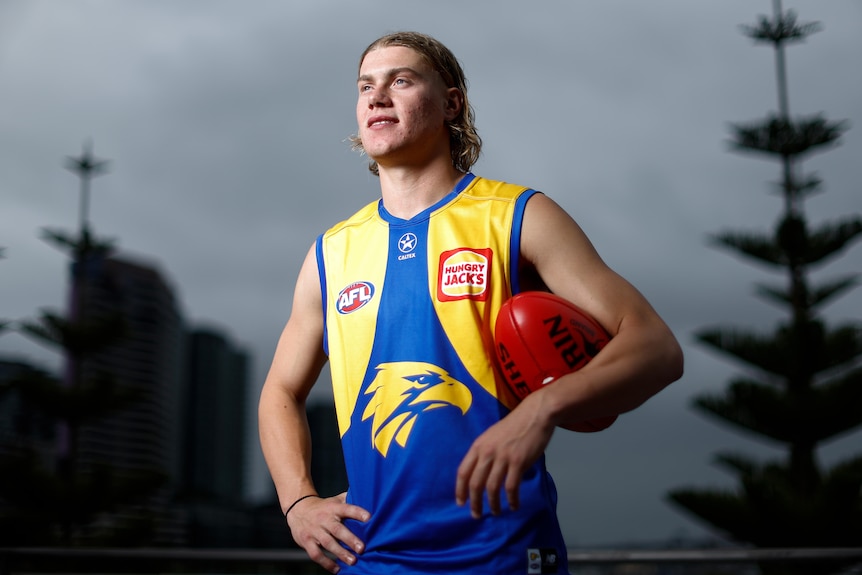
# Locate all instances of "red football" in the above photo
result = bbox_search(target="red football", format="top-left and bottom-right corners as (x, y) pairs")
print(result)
(494, 291), (618, 432)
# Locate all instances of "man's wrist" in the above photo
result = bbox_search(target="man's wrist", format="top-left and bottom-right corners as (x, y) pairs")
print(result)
(284, 494), (319, 519)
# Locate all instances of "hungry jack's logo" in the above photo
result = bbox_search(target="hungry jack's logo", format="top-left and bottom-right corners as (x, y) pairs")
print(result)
(437, 247), (492, 302)
(361, 362), (472, 456)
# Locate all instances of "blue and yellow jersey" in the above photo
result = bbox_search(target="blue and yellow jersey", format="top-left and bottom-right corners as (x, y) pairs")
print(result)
(316, 173), (567, 574)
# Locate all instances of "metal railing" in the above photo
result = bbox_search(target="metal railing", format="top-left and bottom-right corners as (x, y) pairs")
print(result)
(2, 546), (861, 574)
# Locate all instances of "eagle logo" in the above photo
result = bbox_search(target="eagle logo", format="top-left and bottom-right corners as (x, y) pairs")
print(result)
(361, 362), (473, 456)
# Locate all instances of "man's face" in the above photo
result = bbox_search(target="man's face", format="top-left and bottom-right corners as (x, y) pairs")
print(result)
(356, 46), (459, 170)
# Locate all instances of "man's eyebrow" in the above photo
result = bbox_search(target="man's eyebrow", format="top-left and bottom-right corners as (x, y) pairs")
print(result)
(357, 67), (422, 83)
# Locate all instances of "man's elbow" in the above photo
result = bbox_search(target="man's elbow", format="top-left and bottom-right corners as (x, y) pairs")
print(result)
(662, 332), (685, 385)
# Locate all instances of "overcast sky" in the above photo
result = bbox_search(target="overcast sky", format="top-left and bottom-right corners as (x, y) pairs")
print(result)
(2, 0), (861, 548)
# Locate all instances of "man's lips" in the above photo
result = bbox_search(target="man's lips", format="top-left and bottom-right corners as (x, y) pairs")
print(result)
(367, 115), (398, 127)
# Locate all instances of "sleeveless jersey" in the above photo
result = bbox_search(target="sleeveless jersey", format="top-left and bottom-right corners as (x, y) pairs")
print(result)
(316, 173), (568, 574)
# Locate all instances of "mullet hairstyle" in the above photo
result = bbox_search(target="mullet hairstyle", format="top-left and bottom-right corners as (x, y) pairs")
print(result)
(350, 31), (482, 176)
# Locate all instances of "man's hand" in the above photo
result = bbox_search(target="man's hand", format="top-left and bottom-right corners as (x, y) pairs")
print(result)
(286, 492), (370, 574)
(455, 394), (555, 518)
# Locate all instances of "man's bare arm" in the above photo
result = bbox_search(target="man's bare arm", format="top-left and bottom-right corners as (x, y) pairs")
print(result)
(456, 193), (683, 518)
(258, 243), (369, 573)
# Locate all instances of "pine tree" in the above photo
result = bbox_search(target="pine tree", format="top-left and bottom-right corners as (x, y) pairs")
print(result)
(668, 3), (862, 573)
(0, 228), (168, 545)
(0, 146), (167, 545)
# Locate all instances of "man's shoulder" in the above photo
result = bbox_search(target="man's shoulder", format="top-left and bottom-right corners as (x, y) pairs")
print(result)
(463, 174), (534, 201)
(323, 199), (381, 238)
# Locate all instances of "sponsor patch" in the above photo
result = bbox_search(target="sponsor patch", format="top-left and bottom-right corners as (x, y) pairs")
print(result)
(527, 548), (560, 574)
(437, 248), (492, 302)
(336, 281), (374, 314)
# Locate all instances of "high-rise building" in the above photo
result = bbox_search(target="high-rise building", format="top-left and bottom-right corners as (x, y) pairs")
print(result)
(74, 255), (187, 543)
(0, 359), (56, 461)
(3, 249), (256, 546)
(0, 358), (59, 544)
(184, 328), (248, 501)
(182, 327), (251, 546)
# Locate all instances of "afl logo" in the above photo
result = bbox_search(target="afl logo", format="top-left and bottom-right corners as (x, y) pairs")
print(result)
(336, 282), (375, 314)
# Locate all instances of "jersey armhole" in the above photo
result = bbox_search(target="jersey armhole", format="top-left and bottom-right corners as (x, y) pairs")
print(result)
(315, 234), (329, 356)
(509, 189), (540, 296)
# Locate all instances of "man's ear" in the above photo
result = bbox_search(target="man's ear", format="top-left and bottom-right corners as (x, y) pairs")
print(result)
(444, 87), (463, 121)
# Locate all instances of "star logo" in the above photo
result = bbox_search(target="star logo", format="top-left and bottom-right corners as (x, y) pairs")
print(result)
(398, 232), (417, 254)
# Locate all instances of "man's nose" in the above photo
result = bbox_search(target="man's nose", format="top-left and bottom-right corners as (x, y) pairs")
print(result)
(368, 88), (391, 108)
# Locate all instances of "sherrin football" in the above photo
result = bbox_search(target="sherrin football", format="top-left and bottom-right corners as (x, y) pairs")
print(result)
(494, 291), (618, 433)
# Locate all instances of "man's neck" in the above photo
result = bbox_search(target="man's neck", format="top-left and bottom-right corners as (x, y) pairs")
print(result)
(377, 160), (466, 220)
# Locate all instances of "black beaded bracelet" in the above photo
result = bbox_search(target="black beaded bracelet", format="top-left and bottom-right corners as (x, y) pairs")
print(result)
(284, 494), (318, 519)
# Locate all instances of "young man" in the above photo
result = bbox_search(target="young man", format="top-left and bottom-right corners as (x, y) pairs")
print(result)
(259, 32), (683, 574)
